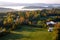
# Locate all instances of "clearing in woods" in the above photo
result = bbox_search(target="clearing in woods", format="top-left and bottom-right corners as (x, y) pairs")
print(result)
(0, 25), (53, 40)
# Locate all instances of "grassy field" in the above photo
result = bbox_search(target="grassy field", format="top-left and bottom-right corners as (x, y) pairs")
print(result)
(0, 25), (53, 40)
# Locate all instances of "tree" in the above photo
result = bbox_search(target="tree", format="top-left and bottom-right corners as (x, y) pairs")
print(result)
(3, 12), (14, 30)
(25, 11), (30, 18)
(19, 16), (25, 24)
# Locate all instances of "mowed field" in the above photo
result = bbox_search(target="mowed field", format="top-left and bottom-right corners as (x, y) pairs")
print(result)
(0, 25), (54, 40)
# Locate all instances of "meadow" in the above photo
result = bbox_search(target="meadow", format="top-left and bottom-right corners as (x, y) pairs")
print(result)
(0, 25), (53, 40)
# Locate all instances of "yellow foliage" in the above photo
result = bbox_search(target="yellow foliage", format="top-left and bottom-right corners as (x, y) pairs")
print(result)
(3, 20), (7, 25)
(3, 13), (13, 24)
(7, 17), (13, 23)
(28, 21), (32, 24)
(25, 11), (30, 18)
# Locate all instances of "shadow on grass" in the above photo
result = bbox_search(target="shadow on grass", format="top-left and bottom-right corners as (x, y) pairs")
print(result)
(56, 29), (60, 40)
(14, 25), (46, 32)
(0, 33), (30, 40)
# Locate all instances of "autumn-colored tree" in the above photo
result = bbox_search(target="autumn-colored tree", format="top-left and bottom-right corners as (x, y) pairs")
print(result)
(19, 16), (25, 24)
(25, 11), (30, 18)
(3, 12), (13, 24)
(28, 21), (32, 25)
(33, 11), (40, 18)
(18, 11), (21, 16)
(3, 12), (14, 30)
(31, 11), (35, 15)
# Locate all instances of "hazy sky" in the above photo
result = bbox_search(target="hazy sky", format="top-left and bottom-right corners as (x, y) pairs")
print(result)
(0, 0), (60, 10)
(0, 0), (60, 4)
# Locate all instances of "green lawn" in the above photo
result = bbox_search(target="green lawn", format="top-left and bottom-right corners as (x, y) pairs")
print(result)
(0, 25), (53, 40)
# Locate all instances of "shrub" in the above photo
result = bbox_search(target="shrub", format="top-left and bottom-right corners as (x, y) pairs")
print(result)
(37, 21), (46, 28)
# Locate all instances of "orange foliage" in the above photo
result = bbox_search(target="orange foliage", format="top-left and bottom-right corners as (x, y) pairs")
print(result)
(19, 16), (25, 24)
(55, 22), (60, 29)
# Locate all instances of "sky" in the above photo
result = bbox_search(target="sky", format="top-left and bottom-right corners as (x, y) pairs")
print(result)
(0, 0), (60, 4)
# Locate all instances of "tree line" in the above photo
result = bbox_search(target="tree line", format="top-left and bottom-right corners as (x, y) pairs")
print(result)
(0, 8), (60, 31)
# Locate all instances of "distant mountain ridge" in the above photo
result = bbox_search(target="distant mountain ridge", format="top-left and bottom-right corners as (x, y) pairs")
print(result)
(0, 1), (60, 10)
(0, 2), (60, 12)
(0, 7), (15, 13)
(22, 6), (60, 9)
